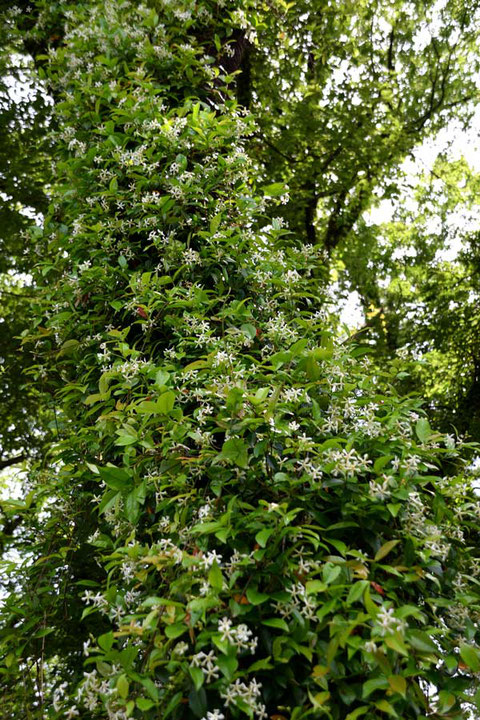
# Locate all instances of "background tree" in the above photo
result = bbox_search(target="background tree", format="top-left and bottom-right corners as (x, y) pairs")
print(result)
(338, 154), (480, 439)
(248, 0), (480, 251)
(0, 12), (52, 470)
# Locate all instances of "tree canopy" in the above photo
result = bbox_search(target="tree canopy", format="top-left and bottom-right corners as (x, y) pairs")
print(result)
(2, 1), (480, 719)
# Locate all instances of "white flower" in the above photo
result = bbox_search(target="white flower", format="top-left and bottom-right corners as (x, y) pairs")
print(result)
(213, 350), (235, 367)
(191, 650), (220, 682)
(199, 580), (210, 596)
(218, 618), (258, 652)
(235, 623), (253, 649)
(218, 617), (235, 642)
(183, 248), (200, 265)
(403, 454), (421, 476)
(444, 433), (456, 449)
(256, 704), (268, 720)
(65, 708), (80, 719)
(376, 605), (405, 636)
(174, 641), (189, 656)
(221, 677), (263, 712)
(198, 502), (213, 520)
(369, 476), (391, 500)
(201, 711), (224, 720)
(220, 683), (238, 706)
(283, 387), (303, 402)
(200, 550), (223, 569)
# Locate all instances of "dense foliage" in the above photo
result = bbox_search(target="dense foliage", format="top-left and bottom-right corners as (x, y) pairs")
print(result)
(0, 26), (52, 468)
(2, 1), (480, 719)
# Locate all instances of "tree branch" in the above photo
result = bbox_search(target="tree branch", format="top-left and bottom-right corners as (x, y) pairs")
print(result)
(0, 454), (27, 471)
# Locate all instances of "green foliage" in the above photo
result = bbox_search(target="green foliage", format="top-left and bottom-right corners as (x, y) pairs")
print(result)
(1, 1), (480, 720)
(0, 7), (53, 467)
(248, 0), (480, 250)
(339, 155), (480, 439)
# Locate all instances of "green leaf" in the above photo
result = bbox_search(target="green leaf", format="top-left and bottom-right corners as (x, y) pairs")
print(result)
(226, 386), (243, 413)
(255, 528), (273, 547)
(136, 698), (155, 711)
(407, 630), (439, 655)
(289, 338), (308, 355)
(246, 587), (270, 605)
(33, 627), (54, 638)
(115, 431), (138, 446)
(460, 643), (480, 671)
(305, 354), (321, 380)
(262, 618), (289, 631)
(140, 676), (159, 701)
(251, 387), (269, 404)
(415, 418), (432, 443)
(221, 437), (248, 468)
(157, 390), (176, 414)
(189, 666), (204, 691)
(347, 580), (369, 605)
(208, 561), (223, 591)
(98, 465), (131, 491)
(136, 400), (162, 414)
(175, 153), (187, 169)
(164, 692), (182, 718)
(210, 213), (222, 234)
(56, 338), (79, 358)
(216, 653), (238, 680)
(98, 631), (114, 652)
(155, 369), (170, 386)
(362, 676), (388, 698)
(165, 623), (187, 639)
(247, 656), (274, 672)
(363, 587), (379, 618)
(263, 182), (287, 196)
(305, 580), (327, 594)
(125, 491), (140, 524)
(436, 691), (456, 714)
(309, 690), (331, 708)
(240, 323), (257, 340)
(322, 563), (341, 585)
(345, 707), (369, 720)
(387, 503), (401, 517)
(84, 392), (108, 405)
(373, 455), (393, 473)
(188, 687), (207, 717)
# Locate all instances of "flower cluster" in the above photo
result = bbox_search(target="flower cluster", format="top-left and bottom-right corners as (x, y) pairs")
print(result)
(218, 618), (258, 653)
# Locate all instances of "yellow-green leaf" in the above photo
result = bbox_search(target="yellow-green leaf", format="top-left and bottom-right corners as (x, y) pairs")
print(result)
(385, 632), (408, 656)
(375, 699), (398, 716)
(117, 674), (129, 699)
(346, 707), (369, 720)
(374, 540), (400, 562)
(388, 674), (406, 697)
